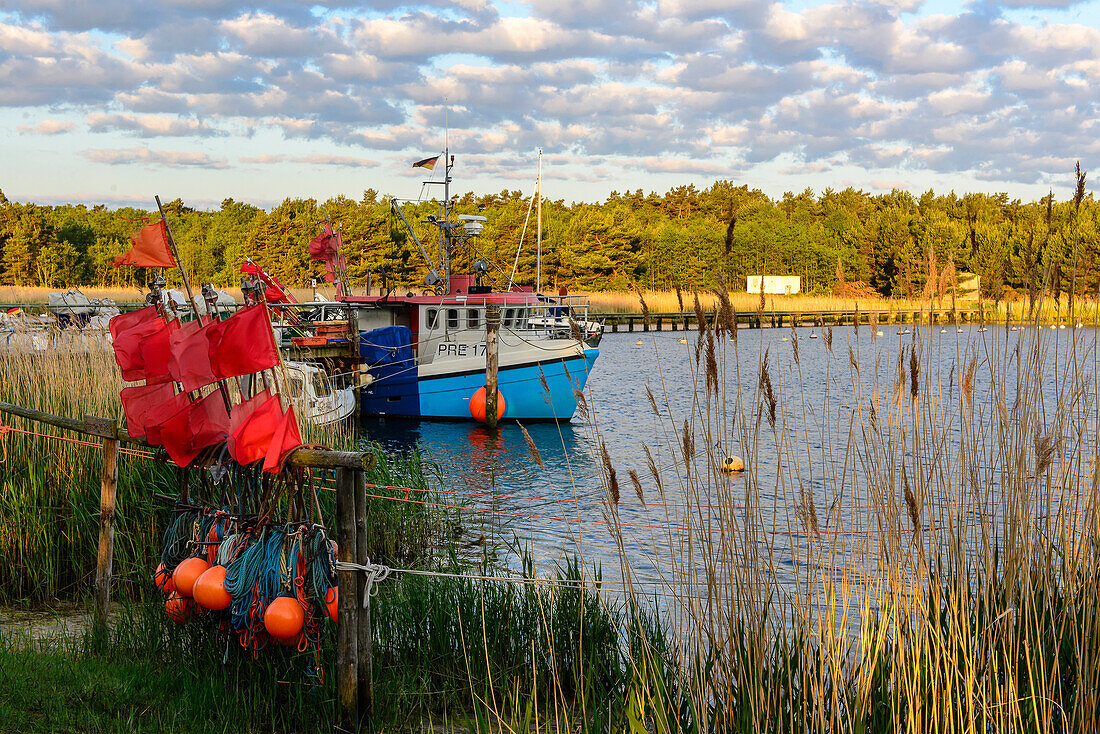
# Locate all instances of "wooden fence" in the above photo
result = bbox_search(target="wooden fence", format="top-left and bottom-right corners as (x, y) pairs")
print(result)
(0, 400), (373, 731)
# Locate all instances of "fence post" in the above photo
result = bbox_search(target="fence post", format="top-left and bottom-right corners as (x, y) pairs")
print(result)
(354, 469), (374, 715)
(336, 467), (359, 731)
(86, 416), (119, 628)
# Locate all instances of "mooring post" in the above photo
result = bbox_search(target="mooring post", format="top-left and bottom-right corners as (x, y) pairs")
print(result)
(354, 469), (373, 716)
(335, 467), (359, 731)
(485, 304), (500, 429)
(87, 416), (119, 628)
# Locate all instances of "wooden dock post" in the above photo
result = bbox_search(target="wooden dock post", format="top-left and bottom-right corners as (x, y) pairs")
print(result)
(336, 467), (359, 731)
(485, 304), (500, 429)
(88, 416), (119, 628)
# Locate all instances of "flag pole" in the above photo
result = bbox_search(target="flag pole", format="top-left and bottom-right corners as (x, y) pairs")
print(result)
(155, 195), (201, 319)
(156, 196), (237, 414)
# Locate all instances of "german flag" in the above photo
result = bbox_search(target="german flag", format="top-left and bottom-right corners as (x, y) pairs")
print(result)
(412, 155), (440, 170)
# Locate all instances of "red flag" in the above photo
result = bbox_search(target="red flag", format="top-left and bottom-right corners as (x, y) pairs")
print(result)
(115, 220), (176, 268)
(120, 382), (177, 439)
(263, 404), (302, 473)
(240, 261), (294, 304)
(112, 312), (168, 381)
(158, 390), (230, 467)
(168, 319), (218, 392)
(207, 304), (279, 379)
(137, 322), (173, 385)
(109, 306), (158, 341)
(145, 391), (192, 446)
(227, 392), (284, 465)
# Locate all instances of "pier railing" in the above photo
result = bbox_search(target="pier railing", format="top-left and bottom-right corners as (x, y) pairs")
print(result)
(591, 307), (993, 333)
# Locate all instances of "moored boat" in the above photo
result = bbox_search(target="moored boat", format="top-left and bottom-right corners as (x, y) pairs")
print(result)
(320, 151), (601, 422)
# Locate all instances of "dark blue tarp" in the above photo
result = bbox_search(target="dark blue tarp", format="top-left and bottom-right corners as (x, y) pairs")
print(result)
(360, 325), (413, 365)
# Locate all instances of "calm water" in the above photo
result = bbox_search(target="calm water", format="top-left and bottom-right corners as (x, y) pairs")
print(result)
(360, 323), (1098, 603)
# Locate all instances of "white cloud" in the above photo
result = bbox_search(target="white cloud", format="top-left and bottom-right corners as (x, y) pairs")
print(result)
(1, 0), (1098, 198)
(82, 146), (229, 168)
(86, 113), (225, 137)
(18, 119), (75, 134)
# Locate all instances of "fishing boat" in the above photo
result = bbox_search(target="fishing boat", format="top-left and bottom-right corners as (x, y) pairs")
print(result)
(317, 151), (601, 421)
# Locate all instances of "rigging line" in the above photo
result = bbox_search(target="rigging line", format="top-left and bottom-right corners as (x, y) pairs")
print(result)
(509, 181), (539, 288)
(334, 560), (710, 601)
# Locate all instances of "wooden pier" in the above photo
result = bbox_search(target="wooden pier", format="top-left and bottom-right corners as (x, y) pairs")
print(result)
(591, 308), (991, 333)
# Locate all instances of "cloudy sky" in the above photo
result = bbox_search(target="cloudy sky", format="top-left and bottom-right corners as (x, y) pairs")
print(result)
(1, 0), (1098, 209)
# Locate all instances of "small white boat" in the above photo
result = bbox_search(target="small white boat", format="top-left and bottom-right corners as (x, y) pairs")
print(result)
(278, 361), (355, 426)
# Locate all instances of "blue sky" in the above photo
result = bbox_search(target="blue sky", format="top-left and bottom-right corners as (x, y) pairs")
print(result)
(1, 0), (1098, 210)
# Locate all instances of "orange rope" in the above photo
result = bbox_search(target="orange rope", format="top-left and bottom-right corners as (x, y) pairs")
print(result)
(0, 422), (156, 459)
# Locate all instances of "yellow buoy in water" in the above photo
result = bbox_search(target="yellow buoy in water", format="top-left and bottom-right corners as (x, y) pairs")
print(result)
(720, 456), (745, 473)
(635, 340), (644, 345)
(678, 337), (687, 344)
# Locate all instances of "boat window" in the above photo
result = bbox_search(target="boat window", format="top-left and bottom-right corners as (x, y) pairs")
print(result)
(446, 309), (459, 329)
(504, 308), (515, 327)
(286, 375), (304, 400)
(467, 308), (480, 329)
(516, 308), (528, 326)
(311, 371), (331, 398)
(426, 308), (438, 329)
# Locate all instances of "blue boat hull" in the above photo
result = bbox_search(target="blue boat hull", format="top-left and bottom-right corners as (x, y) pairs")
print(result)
(360, 348), (598, 421)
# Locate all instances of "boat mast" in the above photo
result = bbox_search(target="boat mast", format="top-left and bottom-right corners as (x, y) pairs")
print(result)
(536, 148), (542, 295)
(443, 147), (452, 292)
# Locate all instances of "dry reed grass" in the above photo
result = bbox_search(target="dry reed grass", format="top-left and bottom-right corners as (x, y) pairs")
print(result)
(579, 300), (1100, 732)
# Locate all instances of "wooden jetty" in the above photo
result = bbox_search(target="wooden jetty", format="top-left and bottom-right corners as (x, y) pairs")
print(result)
(591, 307), (991, 333)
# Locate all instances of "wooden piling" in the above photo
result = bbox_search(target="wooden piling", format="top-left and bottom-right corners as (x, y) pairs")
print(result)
(485, 304), (500, 429)
(335, 467), (359, 731)
(88, 416), (118, 628)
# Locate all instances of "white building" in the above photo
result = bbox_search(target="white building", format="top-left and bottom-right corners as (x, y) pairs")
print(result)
(746, 275), (801, 295)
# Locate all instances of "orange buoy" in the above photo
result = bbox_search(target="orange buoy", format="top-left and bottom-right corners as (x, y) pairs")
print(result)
(154, 562), (175, 594)
(469, 386), (505, 423)
(325, 586), (338, 623)
(264, 596), (305, 639)
(192, 565), (232, 610)
(165, 592), (193, 624)
(172, 557), (211, 598)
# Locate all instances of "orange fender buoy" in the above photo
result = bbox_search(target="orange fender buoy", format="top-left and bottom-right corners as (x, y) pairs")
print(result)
(264, 596), (305, 639)
(154, 562), (175, 594)
(193, 565), (232, 611)
(172, 557), (211, 598)
(469, 386), (505, 423)
(166, 592), (193, 624)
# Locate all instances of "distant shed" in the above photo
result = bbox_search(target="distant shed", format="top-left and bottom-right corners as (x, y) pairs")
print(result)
(746, 275), (801, 295)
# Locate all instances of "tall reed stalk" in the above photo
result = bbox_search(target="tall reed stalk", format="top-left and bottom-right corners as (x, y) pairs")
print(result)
(592, 304), (1100, 732)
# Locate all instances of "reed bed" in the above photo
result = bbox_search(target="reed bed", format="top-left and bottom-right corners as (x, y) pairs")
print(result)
(575, 293), (1100, 732)
(4, 282), (1100, 731)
